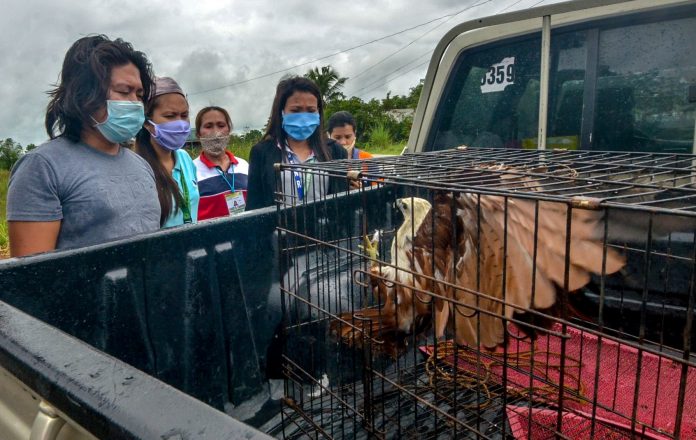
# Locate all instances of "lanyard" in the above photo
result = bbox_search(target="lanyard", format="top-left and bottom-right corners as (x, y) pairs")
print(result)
(217, 165), (235, 192)
(286, 151), (314, 201)
(176, 170), (192, 224)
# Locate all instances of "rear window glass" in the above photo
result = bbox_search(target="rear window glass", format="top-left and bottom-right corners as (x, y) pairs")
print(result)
(593, 16), (696, 152)
(429, 36), (541, 151)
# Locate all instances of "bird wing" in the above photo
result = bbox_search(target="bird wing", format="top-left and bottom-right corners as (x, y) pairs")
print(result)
(426, 192), (626, 348)
(449, 194), (514, 348)
(334, 185), (627, 352)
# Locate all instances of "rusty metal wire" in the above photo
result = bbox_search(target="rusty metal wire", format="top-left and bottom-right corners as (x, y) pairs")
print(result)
(423, 340), (586, 410)
(280, 147), (696, 216)
(274, 148), (696, 439)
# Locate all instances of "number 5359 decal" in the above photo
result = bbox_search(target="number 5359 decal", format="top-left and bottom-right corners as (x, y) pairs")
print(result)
(480, 57), (515, 93)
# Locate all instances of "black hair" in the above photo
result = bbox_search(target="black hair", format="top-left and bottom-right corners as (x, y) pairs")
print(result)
(45, 35), (154, 142)
(135, 94), (186, 226)
(327, 111), (357, 134)
(263, 76), (332, 161)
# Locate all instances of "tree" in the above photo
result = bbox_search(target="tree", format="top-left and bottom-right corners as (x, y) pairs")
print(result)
(305, 66), (347, 104)
(406, 79), (424, 108)
(241, 129), (264, 145)
(322, 77), (425, 147)
(325, 97), (386, 144)
(382, 91), (410, 110)
(0, 138), (23, 170)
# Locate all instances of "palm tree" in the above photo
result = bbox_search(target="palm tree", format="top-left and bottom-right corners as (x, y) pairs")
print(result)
(305, 66), (347, 104)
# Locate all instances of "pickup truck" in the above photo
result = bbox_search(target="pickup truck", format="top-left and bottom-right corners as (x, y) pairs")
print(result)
(1, 0), (694, 438)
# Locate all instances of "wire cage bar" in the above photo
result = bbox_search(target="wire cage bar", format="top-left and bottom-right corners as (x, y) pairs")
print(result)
(272, 147), (696, 440)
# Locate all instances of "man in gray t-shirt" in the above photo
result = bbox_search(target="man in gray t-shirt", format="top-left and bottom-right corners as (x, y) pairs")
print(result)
(7, 35), (160, 257)
(8, 138), (160, 250)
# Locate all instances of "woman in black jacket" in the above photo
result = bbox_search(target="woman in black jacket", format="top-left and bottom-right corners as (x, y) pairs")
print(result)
(245, 76), (347, 211)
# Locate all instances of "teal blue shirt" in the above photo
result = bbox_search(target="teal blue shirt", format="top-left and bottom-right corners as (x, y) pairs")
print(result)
(163, 149), (200, 228)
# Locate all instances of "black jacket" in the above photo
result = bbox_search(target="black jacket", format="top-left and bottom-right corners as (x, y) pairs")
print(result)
(245, 138), (348, 211)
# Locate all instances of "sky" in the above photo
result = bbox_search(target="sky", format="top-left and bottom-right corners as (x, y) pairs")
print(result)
(0, 0), (563, 147)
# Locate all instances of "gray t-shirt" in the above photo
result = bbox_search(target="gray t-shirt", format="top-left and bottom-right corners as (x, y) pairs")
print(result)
(7, 137), (161, 250)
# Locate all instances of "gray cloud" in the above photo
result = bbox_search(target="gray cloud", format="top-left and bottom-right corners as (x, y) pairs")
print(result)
(0, 0), (557, 146)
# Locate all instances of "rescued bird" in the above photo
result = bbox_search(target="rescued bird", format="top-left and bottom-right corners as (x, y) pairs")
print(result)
(333, 198), (432, 351)
(336, 190), (626, 350)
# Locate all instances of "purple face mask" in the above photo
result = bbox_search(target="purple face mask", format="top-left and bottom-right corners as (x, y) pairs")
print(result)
(149, 119), (191, 151)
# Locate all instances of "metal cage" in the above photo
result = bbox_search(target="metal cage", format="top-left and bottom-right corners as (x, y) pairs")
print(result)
(269, 148), (696, 439)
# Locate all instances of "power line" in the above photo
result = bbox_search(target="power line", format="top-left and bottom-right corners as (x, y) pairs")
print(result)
(187, 0), (551, 99)
(498, 0), (528, 13)
(351, 50), (432, 97)
(358, 60), (431, 98)
(348, 0), (495, 85)
(351, 0), (542, 98)
(188, 9), (482, 96)
(348, 21), (444, 83)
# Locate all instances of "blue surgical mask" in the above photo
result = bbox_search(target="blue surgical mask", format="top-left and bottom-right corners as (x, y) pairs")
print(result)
(282, 112), (320, 141)
(149, 119), (191, 151)
(92, 100), (145, 143)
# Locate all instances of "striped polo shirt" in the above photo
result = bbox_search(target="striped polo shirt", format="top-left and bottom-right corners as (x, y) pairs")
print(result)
(193, 151), (249, 220)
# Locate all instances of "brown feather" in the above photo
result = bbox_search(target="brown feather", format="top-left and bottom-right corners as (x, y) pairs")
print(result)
(334, 172), (627, 352)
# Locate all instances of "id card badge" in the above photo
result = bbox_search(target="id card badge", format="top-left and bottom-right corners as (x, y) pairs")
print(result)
(225, 191), (246, 215)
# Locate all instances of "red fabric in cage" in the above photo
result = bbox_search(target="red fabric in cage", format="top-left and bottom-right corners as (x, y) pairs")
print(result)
(505, 406), (648, 440)
(420, 323), (696, 439)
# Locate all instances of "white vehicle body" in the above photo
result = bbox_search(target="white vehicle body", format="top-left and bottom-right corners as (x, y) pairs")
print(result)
(409, 0), (696, 155)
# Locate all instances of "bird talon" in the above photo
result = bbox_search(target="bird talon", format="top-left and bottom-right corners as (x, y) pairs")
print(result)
(359, 233), (380, 261)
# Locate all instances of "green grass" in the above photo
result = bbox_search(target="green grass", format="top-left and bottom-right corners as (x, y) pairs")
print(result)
(368, 122), (393, 150)
(229, 140), (254, 161)
(364, 142), (406, 156)
(186, 138), (255, 162)
(0, 170), (9, 256)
